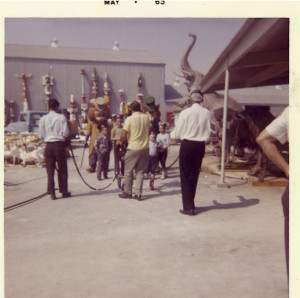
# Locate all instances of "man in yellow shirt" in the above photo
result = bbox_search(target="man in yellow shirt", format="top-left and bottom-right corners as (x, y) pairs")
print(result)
(119, 101), (150, 200)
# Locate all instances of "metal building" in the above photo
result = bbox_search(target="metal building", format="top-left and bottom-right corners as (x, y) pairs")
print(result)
(5, 43), (165, 121)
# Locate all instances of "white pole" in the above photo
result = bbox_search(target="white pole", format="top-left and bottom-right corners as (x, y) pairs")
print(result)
(219, 68), (230, 186)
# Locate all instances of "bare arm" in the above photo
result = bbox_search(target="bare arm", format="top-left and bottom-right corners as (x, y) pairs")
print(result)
(110, 128), (117, 142)
(256, 129), (289, 178)
(120, 129), (128, 144)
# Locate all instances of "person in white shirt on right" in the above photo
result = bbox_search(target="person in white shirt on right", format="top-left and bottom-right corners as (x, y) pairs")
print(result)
(257, 106), (289, 280)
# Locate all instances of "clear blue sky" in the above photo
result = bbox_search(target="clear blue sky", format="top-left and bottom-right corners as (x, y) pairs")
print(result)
(5, 18), (246, 84)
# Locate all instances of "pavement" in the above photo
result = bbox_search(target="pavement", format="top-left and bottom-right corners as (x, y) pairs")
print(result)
(4, 143), (289, 298)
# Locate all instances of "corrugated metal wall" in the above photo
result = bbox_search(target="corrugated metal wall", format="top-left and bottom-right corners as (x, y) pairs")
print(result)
(5, 57), (165, 121)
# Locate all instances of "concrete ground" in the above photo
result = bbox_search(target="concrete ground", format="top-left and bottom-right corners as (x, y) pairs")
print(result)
(4, 144), (289, 298)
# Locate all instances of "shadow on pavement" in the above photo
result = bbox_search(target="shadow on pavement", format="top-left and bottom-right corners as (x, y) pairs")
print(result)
(194, 195), (259, 215)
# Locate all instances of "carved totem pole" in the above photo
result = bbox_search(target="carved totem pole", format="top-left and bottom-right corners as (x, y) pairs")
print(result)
(136, 73), (146, 113)
(42, 72), (54, 110)
(91, 68), (99, 100)
(67, 94), (78, 121)
(67, 94), (79, 137)
(118, 89), (125, 115)
(8, 100), (16, 123)
(80, 68), (88, 128)
(103, 72), (111, 118)
(4, 100), (15, 126)
(15, 73), (32, 112)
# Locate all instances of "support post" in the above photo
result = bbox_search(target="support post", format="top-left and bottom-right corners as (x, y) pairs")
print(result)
(218, 67), (230, 188)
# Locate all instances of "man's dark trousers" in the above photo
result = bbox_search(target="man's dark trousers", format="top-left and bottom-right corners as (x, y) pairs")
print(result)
(282, 184), (289, 279)
(179, 139), (205, 211)
(114, 144), (124, 176)
(45, 141), (68, 195)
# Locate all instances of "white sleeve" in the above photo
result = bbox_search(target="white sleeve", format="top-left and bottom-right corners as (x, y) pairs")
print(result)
(174, 112), (184, 140)
(62, 116), (70, 138)
(38, 117), (44, 140)
(266, 107), (289, 144)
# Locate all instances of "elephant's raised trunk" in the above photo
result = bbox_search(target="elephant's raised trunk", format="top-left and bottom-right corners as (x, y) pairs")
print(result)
(179, 33), (204, 92)
(180, 33), (197, 77)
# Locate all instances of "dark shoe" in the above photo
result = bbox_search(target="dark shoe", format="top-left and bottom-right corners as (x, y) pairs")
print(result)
(179, 209), (195, 216)
(118, 193), (132, 199)
(97, 177), (102, 181)
(150, 179), (154, 190)
(104, 175), (109, 179)
(62, 192), (71, 198)
(86, 168), (95, 173)
(134, 195), (142, 201)
(50, 194), (57, 200)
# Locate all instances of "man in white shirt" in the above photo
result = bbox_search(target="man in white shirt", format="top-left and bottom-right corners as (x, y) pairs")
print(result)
(39, 98), (71, 200)
(257, 106), (289, 278)
(174, 90), (211, 215)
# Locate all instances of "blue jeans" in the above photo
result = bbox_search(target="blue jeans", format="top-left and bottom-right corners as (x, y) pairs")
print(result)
(146, 155), (158, 175)
(97, 151), (110, 179)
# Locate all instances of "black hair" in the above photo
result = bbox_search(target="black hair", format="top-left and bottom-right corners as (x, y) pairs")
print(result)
(98, 124), (108, 131)
(48, 98), (60, 110)
(159, 122), (167, 129)
(130, 101), (141, 112)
